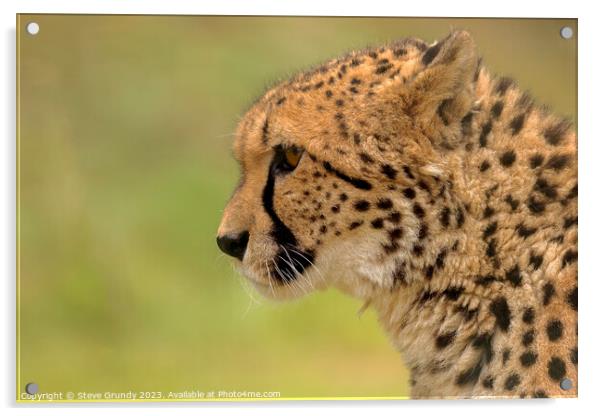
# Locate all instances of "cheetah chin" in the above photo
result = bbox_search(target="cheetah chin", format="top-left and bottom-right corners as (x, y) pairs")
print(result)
(217, 30), (577, 399)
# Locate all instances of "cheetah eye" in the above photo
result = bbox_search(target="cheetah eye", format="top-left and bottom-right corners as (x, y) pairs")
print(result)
(272, 145), (304, 174)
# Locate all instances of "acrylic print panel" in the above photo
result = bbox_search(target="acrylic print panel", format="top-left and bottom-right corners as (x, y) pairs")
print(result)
(17, 15), (577, 402)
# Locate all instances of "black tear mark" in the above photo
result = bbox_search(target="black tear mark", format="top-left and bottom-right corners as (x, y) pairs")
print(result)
(262, 161), (314, 283)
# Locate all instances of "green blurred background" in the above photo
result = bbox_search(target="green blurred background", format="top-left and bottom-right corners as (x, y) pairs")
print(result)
(17, 15), (576, 400)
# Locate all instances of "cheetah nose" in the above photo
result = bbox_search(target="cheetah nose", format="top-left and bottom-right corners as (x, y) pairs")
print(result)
(216, 231), (249, 261)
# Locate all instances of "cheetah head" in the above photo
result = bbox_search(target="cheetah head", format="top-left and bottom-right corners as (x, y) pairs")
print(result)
(217, 30), (478, 300)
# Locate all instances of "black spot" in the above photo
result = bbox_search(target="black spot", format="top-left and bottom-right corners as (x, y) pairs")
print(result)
(353, 200), (370, 211)
(491, 101), (504, 119)
(436, 100), (451, 126)
(325, 90), (333, 98)
(359, 152), (374, 163)
(441, 287), (464, 301)
(522, 307), (535, 324)
(547, 357), (567, 381)
(546, 320), (564, 341)
(522, 329), (535, 347)
(479, 160), (491, 172)
(335, 99), (344, 107)
(417, 180), (430, 193)
(495, 77), (514, 95)
(435, 331), (456, 349)
(413, 245), (424, 256)
(393, 48), (406, 57)
(380, 164), (397, 180)
(475, 275), (496, 286)
(422, 42), (442, 65)
(339, 193), (348, 202)
(435, 250), (447, 269)
(439, 207), (451, 228)
(543, 119), (571, 146)
(506, 265), (522, 287)
(276, 97), (286, 105)
(567, 287), (578, 311)
(482, 376), (495, 389)
(375, 63), (393, 74)
(479, 121), (492, 147)
(413, 204), (425, 218)
(456, 209), (465, 227)
(534, 178), (558, 199)
(455, 370), (477, 388)
(388, 227), (403, 240)
(402, 165), (415, 180)
(533, 390), (548, 399)
(502, 349), (511, 365)
(402, 188), (416, 199)
(530, 154), (545, 169)
(490, 297), (511, 332)
(563, 216), (578, 229)
(499, 150), (517, 167)
(516, 223), (536, 238)
(546, 153), (570, 171)
(486, 239), (497, 257)
(509, 113), (526, 135)
(376, 198), (393, 210)
(528, 196), (545, 214)
(391, 263), (407, 286)
(504, 374), (521, 391)
(388, 211), (401, 223)
(543, 282), (556, 306)
(520, 351), (538, 367)
(562, 250), (577, 268)
(529, 253), (543, 270)
(483, 206), (494, 218)
(483, 221), (498, 239)
(418, 223), (429, 239)
(461, 112), (473, 136)
(566, 184), (577, 200)
(382, 242), (399, 254)
(371, 218), (384, 229)
(349, 221), (363, 230)
(331, 204), (340, 213)
(424, 265), (434, 280)
(505, 195), (519, 211)
(571, 348), (578, 365)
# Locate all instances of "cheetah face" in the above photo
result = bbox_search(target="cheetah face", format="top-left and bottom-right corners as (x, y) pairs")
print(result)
(217, 31), (478, 299)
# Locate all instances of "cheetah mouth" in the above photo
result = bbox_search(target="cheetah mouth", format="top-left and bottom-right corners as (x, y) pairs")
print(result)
(268, 244), (316, 284)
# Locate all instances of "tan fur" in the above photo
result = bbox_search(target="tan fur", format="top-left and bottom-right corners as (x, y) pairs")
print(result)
(218, 31), (577, 398)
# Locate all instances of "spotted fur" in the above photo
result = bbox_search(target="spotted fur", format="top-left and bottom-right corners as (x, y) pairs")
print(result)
(217, 31), (577, 399)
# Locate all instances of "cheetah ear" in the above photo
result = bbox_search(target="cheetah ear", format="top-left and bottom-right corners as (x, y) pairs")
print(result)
(405, 30), (479, 123)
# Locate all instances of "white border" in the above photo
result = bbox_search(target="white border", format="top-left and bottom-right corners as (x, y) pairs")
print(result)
(2, 1), (601, 415)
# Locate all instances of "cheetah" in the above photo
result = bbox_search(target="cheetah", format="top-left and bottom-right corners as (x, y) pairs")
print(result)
(216, 30), (577, 399)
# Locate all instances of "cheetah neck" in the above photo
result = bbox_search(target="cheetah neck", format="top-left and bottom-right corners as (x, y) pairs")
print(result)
(366, 71), (577, 398)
